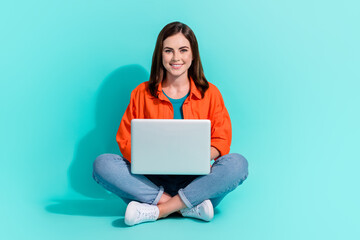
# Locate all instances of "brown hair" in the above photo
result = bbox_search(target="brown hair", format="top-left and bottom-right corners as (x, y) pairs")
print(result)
(148, 21), (209, 98)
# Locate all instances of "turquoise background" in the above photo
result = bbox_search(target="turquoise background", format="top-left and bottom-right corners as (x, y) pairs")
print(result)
(1, 0), (359, 239)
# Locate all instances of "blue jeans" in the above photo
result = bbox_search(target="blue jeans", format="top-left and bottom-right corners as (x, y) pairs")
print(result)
(92, 153), (248, 208)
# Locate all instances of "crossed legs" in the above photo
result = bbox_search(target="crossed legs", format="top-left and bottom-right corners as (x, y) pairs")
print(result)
(93, 153), (248, 224)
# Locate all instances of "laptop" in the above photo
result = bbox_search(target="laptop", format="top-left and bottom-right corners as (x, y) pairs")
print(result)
(131, 119), (211, 175)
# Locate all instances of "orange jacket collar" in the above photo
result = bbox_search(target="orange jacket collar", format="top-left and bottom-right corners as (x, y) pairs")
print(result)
(156, 77), (202, 101)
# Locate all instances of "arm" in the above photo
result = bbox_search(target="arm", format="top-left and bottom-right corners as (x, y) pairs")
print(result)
(116, 91), (136, 162)
(210, 86), (232, 160)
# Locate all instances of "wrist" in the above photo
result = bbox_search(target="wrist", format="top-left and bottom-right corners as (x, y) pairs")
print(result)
(210, 146), (220, 160)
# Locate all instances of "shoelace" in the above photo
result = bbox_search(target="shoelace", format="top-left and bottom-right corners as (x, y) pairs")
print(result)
(185, 205), (202, 216)
(135, 207), (157, 221)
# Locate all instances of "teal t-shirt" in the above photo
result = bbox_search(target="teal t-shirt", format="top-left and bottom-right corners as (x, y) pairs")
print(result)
(162, 90), (190, 119)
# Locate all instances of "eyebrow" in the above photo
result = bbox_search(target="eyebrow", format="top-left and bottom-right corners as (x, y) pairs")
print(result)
(163, 46), (190, 50)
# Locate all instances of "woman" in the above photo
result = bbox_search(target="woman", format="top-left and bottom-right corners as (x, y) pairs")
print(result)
(93, 22), (248, 226)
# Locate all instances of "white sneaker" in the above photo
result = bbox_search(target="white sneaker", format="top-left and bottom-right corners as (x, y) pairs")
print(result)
(180, 199), (214, 221)
(124, 201), (159, 226)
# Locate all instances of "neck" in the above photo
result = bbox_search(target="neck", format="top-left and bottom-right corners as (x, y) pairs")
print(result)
(162, 74), (190, 89)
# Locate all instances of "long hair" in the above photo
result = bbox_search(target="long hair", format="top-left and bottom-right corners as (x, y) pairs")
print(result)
(148, 21), (209, 98)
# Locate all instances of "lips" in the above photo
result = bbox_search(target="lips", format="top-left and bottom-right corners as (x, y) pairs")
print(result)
(170, 64), (183, 69)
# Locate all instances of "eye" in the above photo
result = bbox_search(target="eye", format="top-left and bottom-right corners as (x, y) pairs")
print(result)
(181, 49), (188, 52)
(164, 49), (172, 53)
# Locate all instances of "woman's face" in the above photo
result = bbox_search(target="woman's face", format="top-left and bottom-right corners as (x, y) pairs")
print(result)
(162, 33), (193, 79)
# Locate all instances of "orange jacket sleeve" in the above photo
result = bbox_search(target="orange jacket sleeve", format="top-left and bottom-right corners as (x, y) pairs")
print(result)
(116, 91), (136, 162)
(209, 86), (232, 159)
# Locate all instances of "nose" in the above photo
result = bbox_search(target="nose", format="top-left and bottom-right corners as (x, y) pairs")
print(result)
(172, 50), (180, 61)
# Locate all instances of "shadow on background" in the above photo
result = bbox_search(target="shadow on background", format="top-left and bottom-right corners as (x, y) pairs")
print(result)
(46, 64), (149, 218)
(46, 199), (126, 217)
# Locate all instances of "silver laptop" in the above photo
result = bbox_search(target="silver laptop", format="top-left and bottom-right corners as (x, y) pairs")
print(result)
(131, 119), (210, 175)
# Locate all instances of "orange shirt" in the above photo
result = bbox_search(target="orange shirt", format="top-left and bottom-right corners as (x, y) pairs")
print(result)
(116, 77), (232, 162)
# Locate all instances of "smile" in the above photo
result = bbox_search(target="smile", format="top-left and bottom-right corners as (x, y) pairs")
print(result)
(170, 64), (183, 69)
